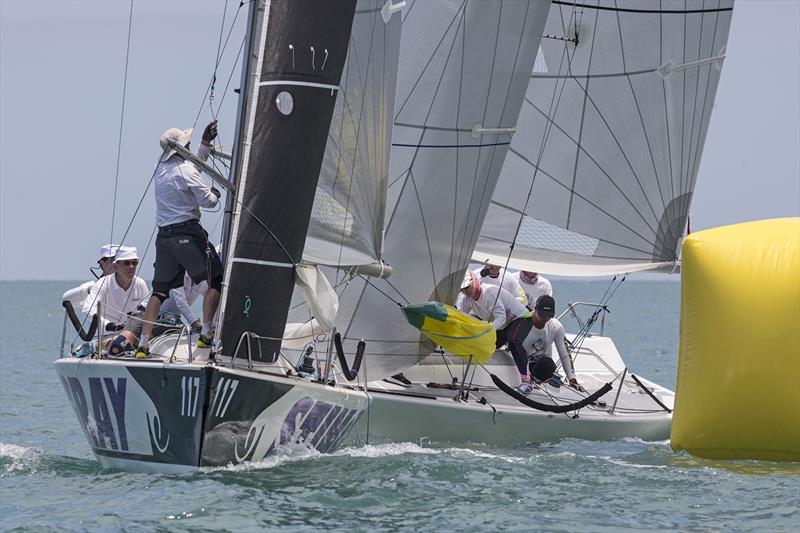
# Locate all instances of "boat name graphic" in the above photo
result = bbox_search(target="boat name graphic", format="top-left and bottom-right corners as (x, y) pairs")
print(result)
(60, 376), (128, 452)
(236, 396), (360, 461)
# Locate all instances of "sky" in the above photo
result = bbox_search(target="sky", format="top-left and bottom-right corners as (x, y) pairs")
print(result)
(1, 0), (798, 281)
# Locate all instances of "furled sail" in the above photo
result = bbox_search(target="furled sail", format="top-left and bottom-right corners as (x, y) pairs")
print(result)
(303, 1), (403, 267)
(474, 0), (735, 276)
(217, 0), (357, 362)
(326, 0), (552, 380)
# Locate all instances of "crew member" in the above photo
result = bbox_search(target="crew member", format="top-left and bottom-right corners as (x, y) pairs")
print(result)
(521, 295), (581, 394)
(63, 243), (119, 309)
(517, 270), (553, 308)
(476, 264), (527, 306)
(82, 246), (150, 338)
(458, 269), (533, 391)
(135, 121), (224, 358)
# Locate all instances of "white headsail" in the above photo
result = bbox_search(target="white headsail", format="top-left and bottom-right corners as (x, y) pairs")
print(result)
(324, 0), (552, 380)
(304, 1), (403, 268)
(474, 0), (735, 276)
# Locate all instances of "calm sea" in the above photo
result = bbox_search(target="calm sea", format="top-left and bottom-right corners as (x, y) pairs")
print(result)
(1, 280), (798, 532)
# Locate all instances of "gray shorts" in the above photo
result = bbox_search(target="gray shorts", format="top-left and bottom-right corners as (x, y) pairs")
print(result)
(152, 220), (223, 294)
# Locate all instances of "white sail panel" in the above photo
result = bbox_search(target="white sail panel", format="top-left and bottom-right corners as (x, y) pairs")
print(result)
(322, 0), (552, 380)
(304, 0), (402, 267)
(473, 0), (735, 276)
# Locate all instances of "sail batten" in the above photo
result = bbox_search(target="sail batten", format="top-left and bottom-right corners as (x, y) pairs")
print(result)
(473, 0), (735, 276)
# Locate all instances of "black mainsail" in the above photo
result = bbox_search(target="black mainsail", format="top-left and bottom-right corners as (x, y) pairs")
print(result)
(218, 0), (357, 362)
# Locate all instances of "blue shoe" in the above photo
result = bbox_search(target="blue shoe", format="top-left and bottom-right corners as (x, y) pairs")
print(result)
(515, 382), (533, 396)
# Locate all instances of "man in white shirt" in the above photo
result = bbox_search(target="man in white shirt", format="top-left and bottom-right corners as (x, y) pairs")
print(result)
(136, 122), (224, 358)
(63, 243), (119, 309)
(82, 246), (150, 337)
(476, 264), (528, 306)
(457, 270), (533, 388)
(520, 295), (581, 394)
(517, 271), (553, 309)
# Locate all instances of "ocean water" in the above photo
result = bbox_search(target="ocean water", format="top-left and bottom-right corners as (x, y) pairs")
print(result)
(1, 280), (798, 532)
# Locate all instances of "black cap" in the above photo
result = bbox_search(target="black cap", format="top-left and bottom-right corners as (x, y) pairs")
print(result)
(535, 295), (556, 318)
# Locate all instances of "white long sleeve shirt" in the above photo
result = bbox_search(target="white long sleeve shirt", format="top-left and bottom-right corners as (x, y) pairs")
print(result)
(161, 273), (207, 324)
(475, 268), (528, 306)
(62, 280), (96, 309)
(82, 274), (151, 330)
(522, 317), (575, 380)
(154, 143), (218, 227)
(457, 284), (529, 331)
(517, 273), (553, 307)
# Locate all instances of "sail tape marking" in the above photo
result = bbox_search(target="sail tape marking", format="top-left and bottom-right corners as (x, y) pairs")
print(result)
(231, 257), (293, 268)
(391, 142), (511, 149)
(551, 0), (733, 14)
(257, 80), (340, 91)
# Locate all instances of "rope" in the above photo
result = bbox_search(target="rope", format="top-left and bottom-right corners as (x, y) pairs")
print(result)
(109, 0), (135, 247)
(490, 373), (613, 413)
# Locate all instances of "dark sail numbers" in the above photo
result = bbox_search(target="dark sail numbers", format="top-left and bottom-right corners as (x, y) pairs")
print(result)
(60, 376), (128, 452)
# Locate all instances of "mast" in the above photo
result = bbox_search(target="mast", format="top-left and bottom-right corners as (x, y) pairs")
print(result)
(216, 0), (358, 362)
(219, 0), (261, 263)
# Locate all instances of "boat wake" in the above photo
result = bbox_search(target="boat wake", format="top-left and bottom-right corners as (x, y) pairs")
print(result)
(0, 442), (42, 473)
(1, 442), (101, 476)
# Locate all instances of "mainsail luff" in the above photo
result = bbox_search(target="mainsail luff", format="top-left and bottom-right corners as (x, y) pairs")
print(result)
(218, 0), (357, 362)
(322, 0), (553, 380)
(474, 0), (735, 276)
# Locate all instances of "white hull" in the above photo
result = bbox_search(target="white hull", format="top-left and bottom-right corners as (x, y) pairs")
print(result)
(359, 335), (673, 445)
(57, 332), (671, 471)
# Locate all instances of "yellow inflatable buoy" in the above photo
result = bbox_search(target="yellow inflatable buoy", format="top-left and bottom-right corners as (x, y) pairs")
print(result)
(671, 218), (800, 461)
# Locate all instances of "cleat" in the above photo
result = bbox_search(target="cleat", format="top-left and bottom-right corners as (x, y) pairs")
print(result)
(135, 346), (150, 359)
(196, 334), (213, 349)
(515, 382), (534, 396)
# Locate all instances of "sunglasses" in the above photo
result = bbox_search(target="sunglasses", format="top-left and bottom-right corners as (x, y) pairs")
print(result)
(118, 260), (139, 266)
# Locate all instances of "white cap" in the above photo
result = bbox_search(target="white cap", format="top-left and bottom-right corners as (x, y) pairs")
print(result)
(460, 270), (474, 290)
(98, 243), (120, 261)
(159, 127), (193, 162)
(114, 246), (139, 263)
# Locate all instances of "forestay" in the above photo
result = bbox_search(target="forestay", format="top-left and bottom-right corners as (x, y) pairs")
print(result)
(474, 0), (734, 276)
(326, 0), (552, 380)
(304, 0), (402, 267)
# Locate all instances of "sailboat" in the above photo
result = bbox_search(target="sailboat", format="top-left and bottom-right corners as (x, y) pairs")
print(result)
(55, 0), (734, 472)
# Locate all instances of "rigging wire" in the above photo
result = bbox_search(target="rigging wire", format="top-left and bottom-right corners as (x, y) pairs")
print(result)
(109, 0), (135, 247)
(192, 0), (245, 130)
(487, 3), (581, 314)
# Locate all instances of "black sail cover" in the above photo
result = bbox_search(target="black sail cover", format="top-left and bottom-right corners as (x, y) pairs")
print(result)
(219, 0), (357, 362)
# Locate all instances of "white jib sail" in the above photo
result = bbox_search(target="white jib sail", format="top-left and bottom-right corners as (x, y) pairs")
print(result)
(326, 0), (552, 380)
(303, 0), (403, 267)
(473, 0), (734, 276)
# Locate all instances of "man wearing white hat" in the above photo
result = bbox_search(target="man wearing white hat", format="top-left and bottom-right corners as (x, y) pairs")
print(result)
(83, 246), (150, 336)
(136, 121), (224, 358)
(62, 243), (119, 309)
(457, 269), (535, 393)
